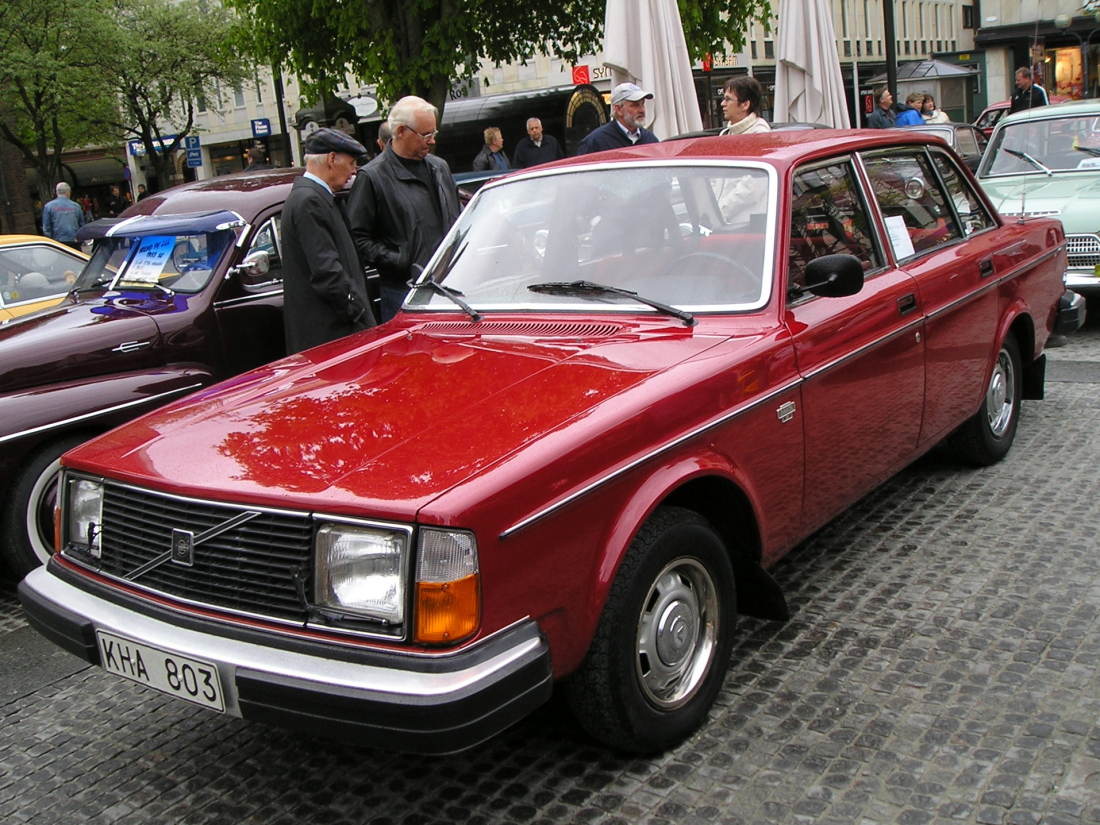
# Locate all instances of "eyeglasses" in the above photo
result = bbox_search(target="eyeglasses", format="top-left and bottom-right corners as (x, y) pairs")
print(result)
(404, 126), (439, 140)
(720, 94), (739, 104)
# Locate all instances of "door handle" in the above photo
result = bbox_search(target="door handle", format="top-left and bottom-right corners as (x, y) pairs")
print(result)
(979, 258), (995, 278)
(897, 293), (918, 315)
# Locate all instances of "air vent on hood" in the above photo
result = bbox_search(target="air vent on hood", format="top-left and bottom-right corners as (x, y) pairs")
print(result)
(415, 321), (624, 338)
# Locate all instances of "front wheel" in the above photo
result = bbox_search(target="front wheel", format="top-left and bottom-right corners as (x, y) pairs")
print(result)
(1, 433), (91, 579)
(565, 506), (736, 752)
(949, 333), (1022, 466)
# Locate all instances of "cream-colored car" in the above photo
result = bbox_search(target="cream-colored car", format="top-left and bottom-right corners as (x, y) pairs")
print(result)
(0, 235), (87, 322)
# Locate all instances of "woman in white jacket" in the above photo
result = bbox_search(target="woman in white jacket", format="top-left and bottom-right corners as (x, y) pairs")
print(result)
(719, 76), (772, 135)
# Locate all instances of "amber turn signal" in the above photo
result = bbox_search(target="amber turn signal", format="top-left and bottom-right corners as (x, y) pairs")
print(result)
(414, 574), (480, 643)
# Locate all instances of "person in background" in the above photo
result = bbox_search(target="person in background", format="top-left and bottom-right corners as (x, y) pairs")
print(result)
(79, 194), (94, 222)
(375, 121), (392, 154)
(576, 83), (660, 153)
(719, 76), (771, 135)
(921, 94), (950, 124)
(1010, 67), (1049, 114)
(136, 184), (151, 201)
(245, 146), (273, 171)
(41, 182), (85, 249)
(512, 118), (564, 168)
(348, 95), (461, 323)
(472, 127), (510, 171)
(866, 87), (896, 128)
(895, 93), (926, 126)
(281, 127), (375, 353)
(104, 184), (129, 218)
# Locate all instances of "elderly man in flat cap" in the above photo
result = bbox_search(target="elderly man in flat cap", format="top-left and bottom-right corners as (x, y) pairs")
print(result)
(576, 82), (660, 154)
(282, 127), (376, 353)
(349, 95), (461, 322)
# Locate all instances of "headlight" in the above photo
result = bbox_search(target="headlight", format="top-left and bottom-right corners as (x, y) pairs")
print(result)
(314, 523), (409, 624)
(66, 476), (104, 558)
(414, 528), (480, 644)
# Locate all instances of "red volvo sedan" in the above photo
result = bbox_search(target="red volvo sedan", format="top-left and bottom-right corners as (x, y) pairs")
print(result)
(20, 131), (1077, 754)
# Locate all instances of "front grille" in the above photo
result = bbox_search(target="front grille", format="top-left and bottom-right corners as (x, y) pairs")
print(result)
(71, 483), (314, 623)
(1066, 234), (1100, 268)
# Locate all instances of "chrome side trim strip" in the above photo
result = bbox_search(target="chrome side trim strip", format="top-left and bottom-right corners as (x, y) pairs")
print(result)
(499, 377), (803, 540)
(0, 383), (203, 446)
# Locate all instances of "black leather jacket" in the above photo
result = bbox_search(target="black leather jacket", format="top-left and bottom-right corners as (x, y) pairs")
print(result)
(347, 148), (461, 289)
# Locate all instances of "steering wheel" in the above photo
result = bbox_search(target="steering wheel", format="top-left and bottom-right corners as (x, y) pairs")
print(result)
(660, 252), (759, 296)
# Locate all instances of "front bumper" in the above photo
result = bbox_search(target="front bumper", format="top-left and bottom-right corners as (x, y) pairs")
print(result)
(1056, 288), (1087, 335)
(1065, 268), (1100, 294)
(18, 566), (553, 754)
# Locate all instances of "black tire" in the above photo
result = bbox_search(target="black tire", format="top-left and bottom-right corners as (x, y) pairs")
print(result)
(950, 333), (1022, 466)
(1, 433), (91, 579)
(565, 506), (736, 752)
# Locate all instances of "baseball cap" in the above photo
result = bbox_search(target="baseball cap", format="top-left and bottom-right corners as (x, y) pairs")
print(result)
(611, 82), (654, 106)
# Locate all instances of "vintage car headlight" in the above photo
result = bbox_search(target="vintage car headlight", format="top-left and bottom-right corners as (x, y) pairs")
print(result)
(314, 523), (409, 624)
(414, 528), (480, 644)
(66, 476), (104, 558)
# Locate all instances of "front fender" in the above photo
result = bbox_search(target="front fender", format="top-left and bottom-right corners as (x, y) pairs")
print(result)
(0, 366), (213, 467)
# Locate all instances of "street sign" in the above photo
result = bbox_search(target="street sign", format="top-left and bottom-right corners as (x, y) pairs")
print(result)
(183, 135), (200, 150)
(185, 149), (202, 168)
(251, 119), (271, 137)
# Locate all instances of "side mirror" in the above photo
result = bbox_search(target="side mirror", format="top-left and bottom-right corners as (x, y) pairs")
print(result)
(229, 250), (271, 285)
(794, 254), (865, 300)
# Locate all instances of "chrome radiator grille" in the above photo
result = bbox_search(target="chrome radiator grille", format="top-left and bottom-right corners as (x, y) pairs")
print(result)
(78, 483), (314, 622)
(1066, 234), (1100, 268)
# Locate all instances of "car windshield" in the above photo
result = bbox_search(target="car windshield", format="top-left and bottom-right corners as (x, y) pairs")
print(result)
(409, 164), (776, 314)
(984, 114), (1100, 175)
(74, 228), (238, 294)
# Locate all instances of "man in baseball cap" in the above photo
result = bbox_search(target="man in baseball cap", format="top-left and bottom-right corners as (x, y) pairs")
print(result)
(576, 82), (660, 154)
(281, 127), (375, 353)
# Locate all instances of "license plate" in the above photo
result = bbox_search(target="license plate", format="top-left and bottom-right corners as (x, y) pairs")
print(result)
(96, 630), (225, 712)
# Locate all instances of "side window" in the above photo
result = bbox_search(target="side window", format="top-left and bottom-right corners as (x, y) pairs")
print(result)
(788, 160), (882, 293)
(863, 150), (963, 260)
(955, 128), (979, 158)
(931, 152), (996, 236)
(246, 216), (282, 290)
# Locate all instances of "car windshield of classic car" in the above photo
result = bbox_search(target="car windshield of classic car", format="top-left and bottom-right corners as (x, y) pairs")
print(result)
(983, 113), (1100, 176)
(411, 164), (776, 313)
(74, 227), (239, 295)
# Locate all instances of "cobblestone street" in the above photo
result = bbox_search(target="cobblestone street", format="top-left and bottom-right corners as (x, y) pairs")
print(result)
(2, 322), (1099, 825)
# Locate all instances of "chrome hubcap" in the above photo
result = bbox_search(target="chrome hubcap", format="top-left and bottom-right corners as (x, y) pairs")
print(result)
(636, 558), (719, 709)
(986, 348), (1015, 437)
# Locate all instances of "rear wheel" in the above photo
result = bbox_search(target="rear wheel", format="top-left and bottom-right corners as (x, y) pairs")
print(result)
(565, 506), (735, 752)
(950, 333), (1022, 466)
(1, 434), (90, 578)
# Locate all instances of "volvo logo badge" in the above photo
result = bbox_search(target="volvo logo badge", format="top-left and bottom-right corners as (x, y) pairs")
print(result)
(776, 401), (796, 423)
(171, 528), (195, 567)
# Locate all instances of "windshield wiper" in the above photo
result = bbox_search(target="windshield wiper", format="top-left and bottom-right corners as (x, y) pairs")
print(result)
(1003, 147), (1053, 176)
(1075, 144), (1100, 158)
(407, 278), (481, 322)
(527, 280), (696, 327)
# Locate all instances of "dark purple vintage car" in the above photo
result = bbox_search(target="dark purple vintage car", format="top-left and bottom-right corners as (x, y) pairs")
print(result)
(0, 170), (297, 577)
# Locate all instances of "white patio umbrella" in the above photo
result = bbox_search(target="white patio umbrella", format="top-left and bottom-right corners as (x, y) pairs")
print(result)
(603, 0), (703, 140)
(773, 0), (850, 127)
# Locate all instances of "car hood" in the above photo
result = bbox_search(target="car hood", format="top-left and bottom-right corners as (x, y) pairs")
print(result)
(980, 173), (1100, 231)
(0, 295), (164, 394)
(66, 317), (749, 518)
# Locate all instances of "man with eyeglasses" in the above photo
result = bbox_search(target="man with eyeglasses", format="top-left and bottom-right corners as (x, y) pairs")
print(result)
(349, 95), (461, 322)
(282, 127), (376, 354)
(576, 82), (660, 154)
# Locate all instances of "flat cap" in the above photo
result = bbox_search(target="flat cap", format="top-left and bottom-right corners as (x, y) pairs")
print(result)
(303, 127), (367, 158)
(611, 82), (653, 106)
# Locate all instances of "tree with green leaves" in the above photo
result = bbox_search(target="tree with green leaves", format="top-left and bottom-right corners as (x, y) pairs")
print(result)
(99, 0), (254, 192)
(228, 0), (772, 117)
(0, 0), (120, 204)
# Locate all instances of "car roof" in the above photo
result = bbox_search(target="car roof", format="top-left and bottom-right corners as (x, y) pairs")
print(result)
(997, 97), (1100, 126)
(118, 168), (302, 224)
(524, 129), (956, 178)
(0, 234), (86, 252)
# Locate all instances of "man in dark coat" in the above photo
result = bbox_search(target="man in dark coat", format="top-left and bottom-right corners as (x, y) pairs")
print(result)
(348, 95), (461, 322)
(576, 83), (660, 154)
(281, 127), (375, 354)
(472, 127), (510, 171)
(512, 118), (564, 168)
(1009, 67), (1049, 114)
